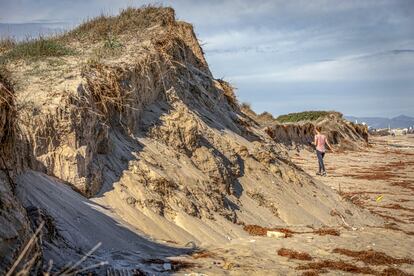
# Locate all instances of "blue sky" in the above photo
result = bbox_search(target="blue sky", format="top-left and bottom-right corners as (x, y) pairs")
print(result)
(1, 0), (413, 117)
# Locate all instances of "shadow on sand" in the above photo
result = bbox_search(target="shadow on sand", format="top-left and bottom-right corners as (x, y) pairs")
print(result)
(17, 171), (194, 273)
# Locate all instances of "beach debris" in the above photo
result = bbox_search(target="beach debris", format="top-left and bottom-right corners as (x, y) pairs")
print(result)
(266, 230), (285, 238)
(332, 248), (414, 265)
(376, 195), (384, 202)
(213, 260), (223, 266)
(223, 261), (235, 270)
(277, 248), (313, 261)
(185, 241), (197, 249)
(191, 250), (216, 259)
(163, 263), (172, 271)
(313, 228), (340, 236)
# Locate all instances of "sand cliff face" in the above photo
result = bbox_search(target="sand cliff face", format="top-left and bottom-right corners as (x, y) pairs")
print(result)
(266, 117), (369, 150)
(1, 7), (381, 272)
(0, 70), (39, 274)
(243, 108), (369, 150)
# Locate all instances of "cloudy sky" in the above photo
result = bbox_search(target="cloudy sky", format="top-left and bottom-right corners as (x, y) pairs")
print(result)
(1, 0), (413, 117)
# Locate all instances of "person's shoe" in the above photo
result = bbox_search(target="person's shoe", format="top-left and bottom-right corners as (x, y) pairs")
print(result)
(322, 171), (327, 176)
(316, 172), (322, 176)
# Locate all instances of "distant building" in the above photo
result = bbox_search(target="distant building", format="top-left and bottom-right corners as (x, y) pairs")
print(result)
(392, 128), (408, 136)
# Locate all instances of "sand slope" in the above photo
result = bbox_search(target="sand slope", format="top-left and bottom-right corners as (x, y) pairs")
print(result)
(17, 170), (192, 273)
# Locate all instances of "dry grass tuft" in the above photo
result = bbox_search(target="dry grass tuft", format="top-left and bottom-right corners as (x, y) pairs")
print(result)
(332, 248), (413, 266)
(217, 79), (238, 108)
(81, 61), (127, 115)
(6, 221), (44, 276)
(81, 50), (170, 123)
(63, 6), (175, 42)
(0, 65), (16, 154)
(277, 248), (313, 261)
(0, 37), (16, 53)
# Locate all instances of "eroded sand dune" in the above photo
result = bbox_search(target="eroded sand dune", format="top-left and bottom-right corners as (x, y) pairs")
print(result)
(0, 7), (395, 274)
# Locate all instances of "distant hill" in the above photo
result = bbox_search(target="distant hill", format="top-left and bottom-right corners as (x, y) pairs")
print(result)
(345, 115), (414, 129)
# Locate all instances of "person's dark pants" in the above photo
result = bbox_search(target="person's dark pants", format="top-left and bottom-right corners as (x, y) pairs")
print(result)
(316, 150), (326, 173)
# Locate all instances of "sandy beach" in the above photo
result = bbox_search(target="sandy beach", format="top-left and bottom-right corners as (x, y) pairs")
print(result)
(173, 135), (414, 275)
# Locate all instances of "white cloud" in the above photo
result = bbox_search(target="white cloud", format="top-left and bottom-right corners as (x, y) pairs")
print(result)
(1, 0), (413, 116)
(230, 51), (414, 82)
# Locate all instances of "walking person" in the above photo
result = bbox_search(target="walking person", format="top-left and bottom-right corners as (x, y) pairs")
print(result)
(313, 126), (334, 176)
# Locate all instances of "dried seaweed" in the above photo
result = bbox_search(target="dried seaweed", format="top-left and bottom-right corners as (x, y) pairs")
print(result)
(278, 248), (313, 261)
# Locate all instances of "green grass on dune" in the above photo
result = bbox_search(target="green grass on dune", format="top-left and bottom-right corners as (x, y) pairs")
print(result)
(0, 6), (173, 64)
(276, 111), (342, 123)
(0, 36), (75, 63)
(62, 6), (174, 42)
